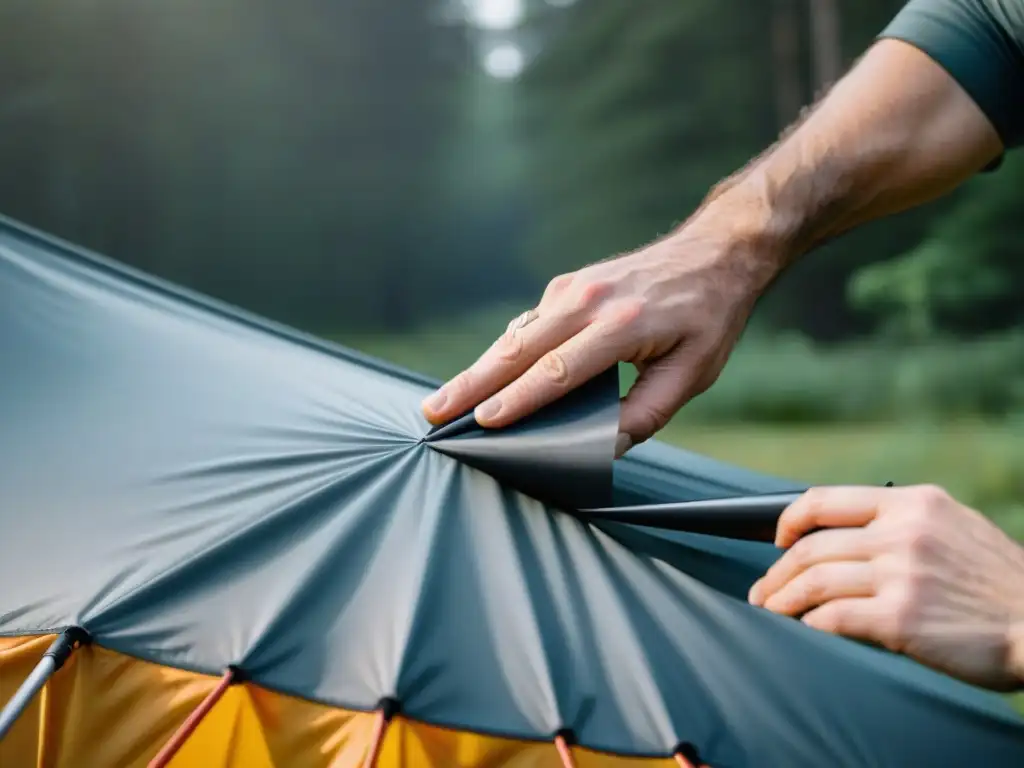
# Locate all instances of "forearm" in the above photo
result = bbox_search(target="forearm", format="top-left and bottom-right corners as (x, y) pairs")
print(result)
(686, 38), (1004, 289)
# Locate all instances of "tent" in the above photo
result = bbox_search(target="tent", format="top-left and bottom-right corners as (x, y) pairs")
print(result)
(0, 212), (1022, 768)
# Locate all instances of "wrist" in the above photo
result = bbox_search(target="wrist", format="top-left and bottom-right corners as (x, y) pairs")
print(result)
(673, 173), (797, 296)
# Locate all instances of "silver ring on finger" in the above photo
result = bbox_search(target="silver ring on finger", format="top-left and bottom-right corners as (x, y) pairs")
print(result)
(506, 308), (540, 337)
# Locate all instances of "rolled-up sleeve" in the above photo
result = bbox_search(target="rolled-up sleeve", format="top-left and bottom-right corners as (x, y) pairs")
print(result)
(880, 0), (1024, 150)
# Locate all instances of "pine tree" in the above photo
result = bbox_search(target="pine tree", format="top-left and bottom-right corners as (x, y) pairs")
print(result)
(519, 0), (777, 277)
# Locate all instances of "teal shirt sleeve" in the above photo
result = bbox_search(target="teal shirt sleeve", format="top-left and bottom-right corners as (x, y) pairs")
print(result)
(880, 0), (1024, 150)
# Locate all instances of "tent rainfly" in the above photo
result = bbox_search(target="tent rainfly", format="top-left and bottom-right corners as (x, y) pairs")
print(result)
(0, 212), (1022, 768)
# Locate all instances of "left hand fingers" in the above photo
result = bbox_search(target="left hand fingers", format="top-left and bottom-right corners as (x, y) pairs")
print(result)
(750, 526), (874, 606)
(760, 561), (875, 617)
(775, 485), (889, 548)
(800, 597), (898, 650)
(421, 306), (583, 425)
(473, 318), (629, 428)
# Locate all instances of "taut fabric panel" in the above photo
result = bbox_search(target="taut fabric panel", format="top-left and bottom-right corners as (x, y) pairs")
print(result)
(1, 214), (1023, 767)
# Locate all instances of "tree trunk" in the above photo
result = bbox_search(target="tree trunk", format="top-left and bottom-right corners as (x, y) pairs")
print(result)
(771, 0), (803, 131)
(808, 0), (842, 94)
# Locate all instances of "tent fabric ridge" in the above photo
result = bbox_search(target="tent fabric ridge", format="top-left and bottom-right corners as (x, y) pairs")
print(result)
(0, 213), (440, 392)
(357, 459), (449, 680)
(577, 534), (718, 748)
(156, 442), (412, 485)
(145, 444), (418, 528)
(83, 453), (404, 633)
(235, 445), (435, 674)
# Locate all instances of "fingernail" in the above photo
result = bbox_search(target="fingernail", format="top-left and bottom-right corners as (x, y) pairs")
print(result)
(423, 388), (447, 415)
(614, 433), (633, 459)
(476, 398), (502, 423)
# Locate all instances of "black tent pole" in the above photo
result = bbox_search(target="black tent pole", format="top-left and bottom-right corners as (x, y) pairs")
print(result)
(0, 627), (89, 741)
(579, 492), (803, 541)
(581, 484), (896, 542)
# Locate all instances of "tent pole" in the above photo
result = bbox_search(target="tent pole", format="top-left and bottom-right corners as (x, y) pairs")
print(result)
(554, 732), (577, 768)
(328, 698), (397, 768)
(0, 627), (88, 742)
(361, 708), (390, 768)
(147, 667), (236, 768)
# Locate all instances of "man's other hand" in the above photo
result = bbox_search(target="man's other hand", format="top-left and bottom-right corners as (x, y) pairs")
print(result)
(749, 484), (1024, 691)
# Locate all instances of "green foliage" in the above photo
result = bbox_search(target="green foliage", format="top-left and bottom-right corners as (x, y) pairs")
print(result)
(674, 329), (1022, 428)
(672, 330), (1024, 424)
(519, 0), (777, 276)
(2, 0), (1022, 347)
(849, 242), (1004, 339)
(850, 151), (1024, 337)
(0, 0), (517, 333)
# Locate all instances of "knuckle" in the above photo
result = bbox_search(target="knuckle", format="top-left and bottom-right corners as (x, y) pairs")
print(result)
(493, 330), (523, 362)
(903, 525), (934, 557)
(801, 570), (826, 603)
(635, 400), (672, 435)
(690, 369), (720, 398)
(871, 552), (902, 583)
(538, 350), (571, 387)
(571, 279), (611, 312)
(448, 370), (473, 399)
(788, 490), (824, 529)
(786, 540), (813, 570)
(884, 583), (920, 645)
(896, 512), (938, 554)
(909, 483), (950, 512)
(608, 298), (644, 328)
(801, 487), (826, 508)
(809, 604), (842, 634)
(887, 603), (915, 649)
(544, 273), (574, 299)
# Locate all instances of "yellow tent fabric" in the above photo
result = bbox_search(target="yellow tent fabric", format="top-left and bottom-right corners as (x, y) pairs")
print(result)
(1, 637), (681, 767)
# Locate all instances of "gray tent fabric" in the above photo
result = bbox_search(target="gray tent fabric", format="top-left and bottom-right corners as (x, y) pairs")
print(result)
(425, 366), (621, 510)
(0, 212), (1022, 766)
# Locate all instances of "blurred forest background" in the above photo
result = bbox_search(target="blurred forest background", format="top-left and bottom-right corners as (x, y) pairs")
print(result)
(1, 0), (1022, 556)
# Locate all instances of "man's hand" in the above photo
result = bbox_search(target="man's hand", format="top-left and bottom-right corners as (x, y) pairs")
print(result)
(749, 484), (1024, 691)
(420, 212), (777, 456)
(421, 39), (1002, 453)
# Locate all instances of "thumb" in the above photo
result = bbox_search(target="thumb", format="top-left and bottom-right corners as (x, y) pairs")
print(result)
(616, 347), (704, 456)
